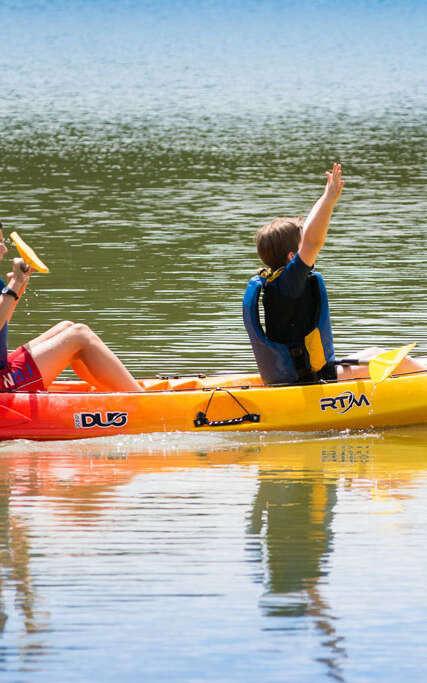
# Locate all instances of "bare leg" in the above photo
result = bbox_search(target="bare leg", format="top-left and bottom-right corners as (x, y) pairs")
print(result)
(26, 323), (143, 392)
(27, 321), (100, 386)
(338, 346), (427, 381)
(392, 357), (427, 372)
(27, 320), (75, 347)
(69, 357), (103, 387)
(26, 321), (101, 386)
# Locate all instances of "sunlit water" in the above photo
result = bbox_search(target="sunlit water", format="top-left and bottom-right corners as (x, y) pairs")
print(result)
(0, 0), (427, 680)
(2, 427), (427, 681)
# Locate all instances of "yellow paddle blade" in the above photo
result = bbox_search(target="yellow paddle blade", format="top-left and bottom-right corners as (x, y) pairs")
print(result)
(368, 343), (417, 383)
(10, 231), (49, 273)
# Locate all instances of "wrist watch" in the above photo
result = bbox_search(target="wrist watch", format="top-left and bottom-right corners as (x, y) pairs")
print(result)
(2, 286), (19, 301)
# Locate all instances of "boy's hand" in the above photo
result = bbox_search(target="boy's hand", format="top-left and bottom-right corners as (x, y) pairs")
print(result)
(324, 163), (344, 205)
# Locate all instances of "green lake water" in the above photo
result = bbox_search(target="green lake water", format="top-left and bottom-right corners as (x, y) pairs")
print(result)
(0, 0), (426, 680)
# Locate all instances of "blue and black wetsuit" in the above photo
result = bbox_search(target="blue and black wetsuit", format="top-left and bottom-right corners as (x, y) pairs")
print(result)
(243, 253), (336, 385)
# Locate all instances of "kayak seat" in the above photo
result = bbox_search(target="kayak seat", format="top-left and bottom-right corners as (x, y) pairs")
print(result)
(141, 378), (205, 392)
(140, 379), (171, 391)
(167, 378), (205, 391)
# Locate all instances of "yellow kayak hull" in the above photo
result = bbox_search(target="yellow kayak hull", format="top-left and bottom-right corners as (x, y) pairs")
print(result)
(0, 370), (426, 441)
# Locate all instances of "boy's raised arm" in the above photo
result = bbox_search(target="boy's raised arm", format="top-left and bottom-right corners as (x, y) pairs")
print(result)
(298, 163), (344, 267)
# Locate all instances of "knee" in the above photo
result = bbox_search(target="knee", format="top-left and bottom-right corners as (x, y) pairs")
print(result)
(71, 323), (97, 344)
(365, 346), (384, 358)
(356, 346), (385, 361)
(57, 320), (74, 331)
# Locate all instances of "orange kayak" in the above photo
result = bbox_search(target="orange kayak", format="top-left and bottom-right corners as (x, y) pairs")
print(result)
(0, 369), (426, 441)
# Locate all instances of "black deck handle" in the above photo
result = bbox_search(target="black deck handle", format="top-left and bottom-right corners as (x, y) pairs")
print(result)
(194, 411), (260, 428)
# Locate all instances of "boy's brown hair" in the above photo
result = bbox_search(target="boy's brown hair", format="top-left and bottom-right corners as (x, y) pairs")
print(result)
(256, 216), (304, 270)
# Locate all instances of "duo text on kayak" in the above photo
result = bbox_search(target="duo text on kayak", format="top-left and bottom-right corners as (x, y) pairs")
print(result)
(74, 411), (128, 428)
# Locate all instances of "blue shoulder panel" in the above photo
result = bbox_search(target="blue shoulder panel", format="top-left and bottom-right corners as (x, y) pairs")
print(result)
(313, 272), (335, 364)
(243, 275), (298, 384)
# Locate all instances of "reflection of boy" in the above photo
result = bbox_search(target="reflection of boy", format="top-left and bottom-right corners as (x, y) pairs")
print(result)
(243, 163), (344, 385)
(248, 477), (337, 607)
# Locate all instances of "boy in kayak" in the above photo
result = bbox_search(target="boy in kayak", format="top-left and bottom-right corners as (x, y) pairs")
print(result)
(243, 163), (425, 384)
(0, 226), (143, 393)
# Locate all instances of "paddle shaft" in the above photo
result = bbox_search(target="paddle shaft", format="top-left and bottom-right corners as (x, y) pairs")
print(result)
(335, 358), (370, 366)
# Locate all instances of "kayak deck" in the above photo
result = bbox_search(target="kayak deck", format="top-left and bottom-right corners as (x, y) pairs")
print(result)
(46, 373), (265, 393)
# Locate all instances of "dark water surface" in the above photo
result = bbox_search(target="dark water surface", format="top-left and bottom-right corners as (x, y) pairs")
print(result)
(1, 0), (427, 680)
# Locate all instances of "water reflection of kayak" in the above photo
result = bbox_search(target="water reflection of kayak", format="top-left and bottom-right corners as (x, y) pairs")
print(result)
(2, 427), (427, 498)
(0, 370), (426, 441)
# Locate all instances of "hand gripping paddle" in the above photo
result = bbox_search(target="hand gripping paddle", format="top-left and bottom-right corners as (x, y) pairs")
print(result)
(10, 231), (49, 273)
